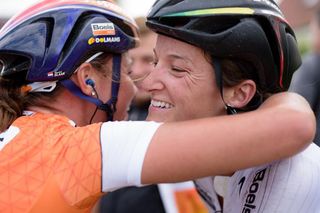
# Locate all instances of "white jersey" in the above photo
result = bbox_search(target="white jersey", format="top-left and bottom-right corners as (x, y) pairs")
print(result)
(195, 143), (320, 213)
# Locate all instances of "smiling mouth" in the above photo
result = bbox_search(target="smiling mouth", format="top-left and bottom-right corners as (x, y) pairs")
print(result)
(151, 99), (174, 109)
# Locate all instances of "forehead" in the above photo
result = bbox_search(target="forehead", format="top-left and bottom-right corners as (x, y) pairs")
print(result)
(155, 34), (215, 78)
(155, 34), (205, 61)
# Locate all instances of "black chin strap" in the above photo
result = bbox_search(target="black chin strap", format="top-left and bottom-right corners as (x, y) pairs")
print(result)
(212, 59), (237, 115)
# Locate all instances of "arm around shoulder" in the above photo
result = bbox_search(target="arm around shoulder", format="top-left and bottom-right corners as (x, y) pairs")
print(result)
(259, 92), (316, 149)
(141, 92), (315, 184)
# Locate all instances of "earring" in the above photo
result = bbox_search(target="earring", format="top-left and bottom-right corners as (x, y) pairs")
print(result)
(91, 91), (96, 96)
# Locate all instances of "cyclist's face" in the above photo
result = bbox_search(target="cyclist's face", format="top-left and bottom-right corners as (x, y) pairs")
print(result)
(113, 55), (137, 121)
(93, 54), (136, 121)
(143, 35), (225, 122)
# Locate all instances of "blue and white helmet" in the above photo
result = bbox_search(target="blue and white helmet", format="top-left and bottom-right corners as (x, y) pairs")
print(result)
(0, 0), (139, 81)
(0, 0), (139, 121)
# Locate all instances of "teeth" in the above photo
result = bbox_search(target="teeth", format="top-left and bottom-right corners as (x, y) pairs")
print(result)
(151, 100), (173, 109)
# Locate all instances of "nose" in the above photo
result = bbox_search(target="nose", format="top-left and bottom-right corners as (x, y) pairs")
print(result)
(140, 65), (164, 93)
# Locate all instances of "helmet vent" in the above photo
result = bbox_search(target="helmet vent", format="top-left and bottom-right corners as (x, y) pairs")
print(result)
(162, 0), (184, 7)
(256, 17), (280, 72)
(0, 59), (4, 75)
(32, 18), (54, 49)
(0, 54), (30, 77)
(58, 13), (96, 69)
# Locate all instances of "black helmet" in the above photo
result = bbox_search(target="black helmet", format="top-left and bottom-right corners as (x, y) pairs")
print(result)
(147, 0), (301, 91)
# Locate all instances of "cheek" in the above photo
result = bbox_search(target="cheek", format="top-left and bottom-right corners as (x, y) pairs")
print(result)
(96, 77), (112, 102)
(178, 81), (221, 118)
(114, 78), (137, 120)
(123, 81), (136, 105)
(124, 76), (137, 100)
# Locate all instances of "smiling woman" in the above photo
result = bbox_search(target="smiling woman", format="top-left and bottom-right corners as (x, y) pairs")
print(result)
(0, 0), (316, 213)
(144, 0), (320, 212)
(145, 35), (222, 122)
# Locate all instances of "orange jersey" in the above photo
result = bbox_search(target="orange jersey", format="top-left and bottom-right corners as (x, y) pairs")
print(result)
(0, 112), (103, 213)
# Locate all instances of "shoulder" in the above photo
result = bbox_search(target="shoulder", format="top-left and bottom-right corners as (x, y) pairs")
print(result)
(260, 144), (320, 211)
(14, 112), (74, 129)
(12, 112), (103, 147)
(226, 145), (320, 212)
(240, 143), (320, 186)
(275, 143), (320, 171)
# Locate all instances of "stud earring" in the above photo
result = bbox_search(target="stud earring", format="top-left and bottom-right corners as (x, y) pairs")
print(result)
(91, 91), (96, 96)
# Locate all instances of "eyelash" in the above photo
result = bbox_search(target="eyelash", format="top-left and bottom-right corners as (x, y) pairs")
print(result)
(152, 60), (187, 74)
(171, 67), (185, 72)
(151, 60), (158, 67)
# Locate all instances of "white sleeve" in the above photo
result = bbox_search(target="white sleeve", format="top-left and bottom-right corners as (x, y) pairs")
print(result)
(100, 121), (162, 192)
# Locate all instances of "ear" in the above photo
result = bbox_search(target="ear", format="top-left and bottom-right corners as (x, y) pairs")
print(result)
(224, 80), (256, 108)
(71, 63), (95, 96)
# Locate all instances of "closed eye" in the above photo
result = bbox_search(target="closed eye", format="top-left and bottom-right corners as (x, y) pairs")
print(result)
(172, 67), (186, 72)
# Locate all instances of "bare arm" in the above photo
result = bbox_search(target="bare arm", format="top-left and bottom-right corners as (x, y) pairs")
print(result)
(141, 92), (315, 184)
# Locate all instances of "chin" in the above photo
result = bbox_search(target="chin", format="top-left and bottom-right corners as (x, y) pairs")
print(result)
(147, 114), (174, 122)
(146, 115), (164, 122)
(113, 112), (129, 121)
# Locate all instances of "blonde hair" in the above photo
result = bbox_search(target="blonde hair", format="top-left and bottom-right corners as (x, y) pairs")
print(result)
(135, 16), (152, 37)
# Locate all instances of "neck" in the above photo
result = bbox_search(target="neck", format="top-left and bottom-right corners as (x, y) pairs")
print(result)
(27, 89), (97, 126)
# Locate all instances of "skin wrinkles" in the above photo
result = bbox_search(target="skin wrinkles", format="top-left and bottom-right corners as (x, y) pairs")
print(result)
(166, 53), (207, 88)
(143, 35), (225, 122)
(154, 52), (204, 91)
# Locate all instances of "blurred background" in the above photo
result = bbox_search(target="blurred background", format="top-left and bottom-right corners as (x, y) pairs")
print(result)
(0, 0), (319, 56)
(0, 0), (156, 21)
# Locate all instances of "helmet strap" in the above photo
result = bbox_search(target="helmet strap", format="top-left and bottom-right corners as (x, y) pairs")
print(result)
(106, 54), (121, 121)
(60, 54), (121, 122)
(212, 59), (237, 115)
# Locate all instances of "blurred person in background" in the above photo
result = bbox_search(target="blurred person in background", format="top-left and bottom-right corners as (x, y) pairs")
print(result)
(290, 7), (320, 146)
(127, 16), (155, 121)
(99, 16), (208, 213)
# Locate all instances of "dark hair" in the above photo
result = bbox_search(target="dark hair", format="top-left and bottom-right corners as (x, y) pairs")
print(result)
(219, 58), (273, 111)
(204, 53), (273, 111)
(0, 77), (25, 132)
